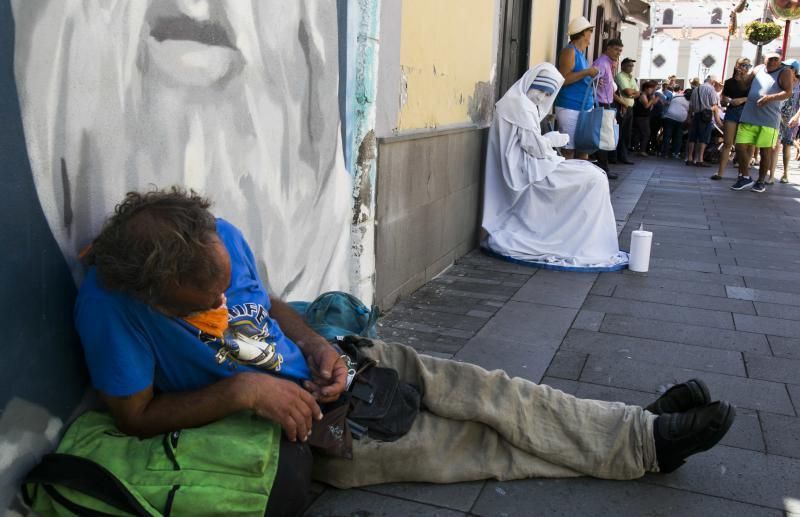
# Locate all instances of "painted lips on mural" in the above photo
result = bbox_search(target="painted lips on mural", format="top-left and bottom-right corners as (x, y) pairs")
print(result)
(12, 0), (354, 303)
(145, 0), (244, 86)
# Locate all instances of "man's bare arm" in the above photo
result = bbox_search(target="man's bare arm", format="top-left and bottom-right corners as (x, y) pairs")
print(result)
(102, 372), (321, 441)
(269, 297), (348, 402)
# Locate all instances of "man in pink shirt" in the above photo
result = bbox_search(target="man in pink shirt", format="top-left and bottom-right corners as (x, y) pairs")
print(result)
(592, 38), (624, 179)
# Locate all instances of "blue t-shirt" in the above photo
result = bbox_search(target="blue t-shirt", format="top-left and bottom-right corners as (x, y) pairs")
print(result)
(75, 218), (311, 397)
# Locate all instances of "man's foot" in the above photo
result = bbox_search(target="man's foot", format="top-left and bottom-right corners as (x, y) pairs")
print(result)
(781, 176), (790, 184)
(654, 401), (736, 473)
(695, 162), (711, 168)
(608, 159), (618, 164)
(685, 160), (695, 166)
(766, 178), (775, 185)
(710, 174), (723, 180)
(620, 160), (635, 165)
(645, 379), (711, 415)
(751, 181), (766, 193)
(730, 176), (754, 190)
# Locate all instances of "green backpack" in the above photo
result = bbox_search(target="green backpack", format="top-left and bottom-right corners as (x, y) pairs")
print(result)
(23, 411), (281, 516)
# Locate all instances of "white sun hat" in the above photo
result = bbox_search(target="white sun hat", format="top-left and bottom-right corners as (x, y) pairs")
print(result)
(568, 16), (594, 36)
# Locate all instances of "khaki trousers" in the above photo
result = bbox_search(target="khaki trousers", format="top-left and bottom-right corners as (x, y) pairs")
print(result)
(313, 340), (658, 488)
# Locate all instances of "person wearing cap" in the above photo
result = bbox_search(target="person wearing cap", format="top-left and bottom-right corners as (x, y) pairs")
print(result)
(686, 75), (721, 167)
(591, 38), (624, 179)
(614, 57), (639, 164)
(554, 16), (600, 160)
(730, 52), (796, 193)
(767, 59), (800, 184)
(711, 58), (753, 181)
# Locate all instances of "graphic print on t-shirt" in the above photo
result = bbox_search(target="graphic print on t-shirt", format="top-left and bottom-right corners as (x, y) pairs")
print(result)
(200, 302), (285, 372)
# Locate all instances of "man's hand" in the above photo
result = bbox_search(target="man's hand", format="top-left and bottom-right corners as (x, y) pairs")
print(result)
(757, 95), (771, 107)
(586, 67), (599, 78)
(241, 372), (322, 442)
(300, 337), (348, 403)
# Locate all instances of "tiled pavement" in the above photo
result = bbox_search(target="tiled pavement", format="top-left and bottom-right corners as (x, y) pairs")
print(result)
(306, 158), (800, 516)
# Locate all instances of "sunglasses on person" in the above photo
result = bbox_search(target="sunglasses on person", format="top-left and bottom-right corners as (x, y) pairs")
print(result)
(738, 63), (752, 69)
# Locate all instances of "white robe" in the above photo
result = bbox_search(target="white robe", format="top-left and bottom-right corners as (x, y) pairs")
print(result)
(482, 64), (628, 271)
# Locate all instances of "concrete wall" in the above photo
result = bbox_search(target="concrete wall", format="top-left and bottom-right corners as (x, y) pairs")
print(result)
(375, 128), (484, 309)
(373, 0), (501, 309)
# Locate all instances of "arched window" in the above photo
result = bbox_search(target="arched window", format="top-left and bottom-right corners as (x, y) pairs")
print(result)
(711, 8), (723, 24)
(662, 9), (674, 25)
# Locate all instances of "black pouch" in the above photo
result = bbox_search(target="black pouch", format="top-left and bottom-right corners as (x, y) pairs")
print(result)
(700, 109), (713, 123)
(338, 336), (421, 442)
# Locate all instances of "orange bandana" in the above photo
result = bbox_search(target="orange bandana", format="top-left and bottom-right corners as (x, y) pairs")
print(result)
(183, 306), (229, 338)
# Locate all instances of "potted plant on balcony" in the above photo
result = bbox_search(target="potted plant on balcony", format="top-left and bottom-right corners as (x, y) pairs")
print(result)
(744, 20), (783, 45)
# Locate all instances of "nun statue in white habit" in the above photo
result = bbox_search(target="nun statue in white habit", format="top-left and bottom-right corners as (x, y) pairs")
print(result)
(482, 63), (629, 271)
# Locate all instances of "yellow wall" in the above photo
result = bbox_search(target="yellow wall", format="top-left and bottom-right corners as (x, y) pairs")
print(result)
(529, 0), (559, 65)
(397, 0), (497, 130)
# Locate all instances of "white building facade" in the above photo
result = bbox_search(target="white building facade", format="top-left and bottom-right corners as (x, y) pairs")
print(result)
(632, 0), (800, 83)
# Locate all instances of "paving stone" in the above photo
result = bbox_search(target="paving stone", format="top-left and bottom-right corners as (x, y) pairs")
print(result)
(466, 309), (495, 318)
(760, 412), (800, 459)
(595, 273), (728, 297)
(788, 384), (800, 414)
(363, 481), (485, 513)
(744, 353), (800, 385)
(743, 276), (800, 295)
(622, 267), (745, 287)
(766, 335), (800, 359)
(306, 488), (466, 516)
(579, 356), (795, 415)
(457, 254), (539, 276)
(475, 301), (578, 344)
(430, 277), (520, 298)
(650, 257), (721, 273)
(722, 265), (800, 282)
(543, 350), (586, 380)
(563, 329), (746, 376)
(734, 313), (800, 339)
(472, 478), (781, 517)
(511, 270), (597, 308)
(717, 408), (765, 453)
(383, 307), (488, 332)
(726, 286), (800, 307)
(583, 295), (735, 329)
(539, 376), (579, 394)
(453, 335), (559, 383)
(736, 257), (800, 273)
(646, 445), (800, 510)
(754, 302), (800, 321)
(610, 285), (756, 314)
(571, 309), (605, 331)
(571, 380), (652, 407)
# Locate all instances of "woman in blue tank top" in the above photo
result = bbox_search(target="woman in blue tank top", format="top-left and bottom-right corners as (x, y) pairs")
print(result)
(554, 16), (599, 159)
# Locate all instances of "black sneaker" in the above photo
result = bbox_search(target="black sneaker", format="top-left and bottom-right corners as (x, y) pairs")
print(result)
(730, 176), (755, 191)
(645, 379), (711, 415)
(751, 181), (766, 193)
(654, 401), (736, 473)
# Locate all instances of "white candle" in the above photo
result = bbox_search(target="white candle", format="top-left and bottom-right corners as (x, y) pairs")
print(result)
(629, 224), (653, 273)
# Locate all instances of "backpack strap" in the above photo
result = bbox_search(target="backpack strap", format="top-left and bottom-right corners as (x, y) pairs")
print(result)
(24, 453), (157, 517)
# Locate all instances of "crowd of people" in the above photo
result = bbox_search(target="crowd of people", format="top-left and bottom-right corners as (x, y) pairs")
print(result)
(549, 16), (800, 191)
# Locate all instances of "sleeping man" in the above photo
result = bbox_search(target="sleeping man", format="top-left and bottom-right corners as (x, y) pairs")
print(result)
(74, 188), (735, 515)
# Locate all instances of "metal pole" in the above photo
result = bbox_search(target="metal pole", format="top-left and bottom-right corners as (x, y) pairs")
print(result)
(722, 33), (732, 78)
(781, 20), (791, 59)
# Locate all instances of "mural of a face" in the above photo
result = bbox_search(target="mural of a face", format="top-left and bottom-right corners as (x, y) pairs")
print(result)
(12, 0), (351, 300)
